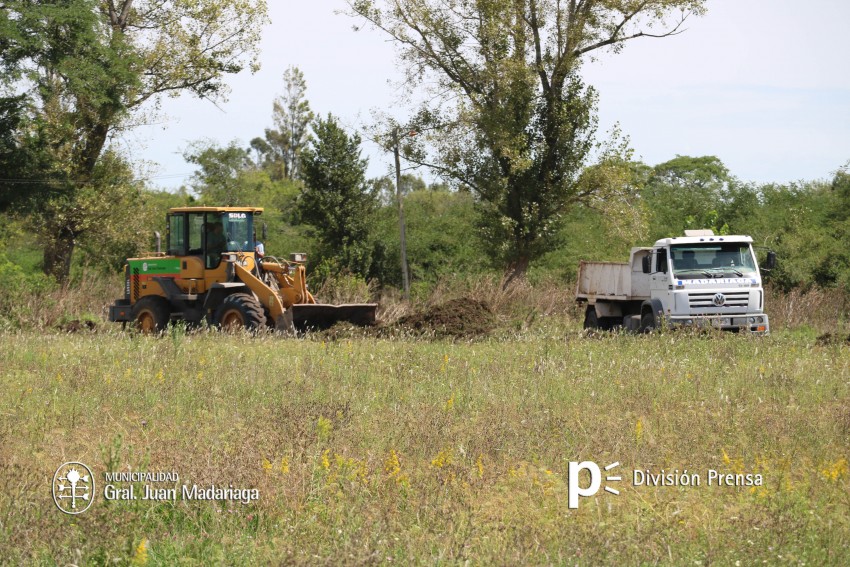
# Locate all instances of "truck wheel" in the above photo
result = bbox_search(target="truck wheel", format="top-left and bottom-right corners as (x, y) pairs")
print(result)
(640, 311), (655, 333)
(214, 293), (267, 331)
(131, 296), (170, 334)
(583, 306), (600, 329)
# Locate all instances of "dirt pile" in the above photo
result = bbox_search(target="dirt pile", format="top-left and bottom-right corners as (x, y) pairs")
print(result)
(816, 332), (850, 346)
(394, 298), (496, 339)
(58, 319), (98, 333)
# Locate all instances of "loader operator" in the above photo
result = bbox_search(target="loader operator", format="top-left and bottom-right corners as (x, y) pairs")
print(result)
(206, 221), (226, 267)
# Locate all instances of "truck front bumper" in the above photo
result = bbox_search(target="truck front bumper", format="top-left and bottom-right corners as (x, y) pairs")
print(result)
(667, 313), (769, 333)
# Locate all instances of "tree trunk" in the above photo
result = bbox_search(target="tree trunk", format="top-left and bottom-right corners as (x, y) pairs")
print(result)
(502, 255), (530, 290)
(40, 120), (109, 283)
(43, 227), (76, 283)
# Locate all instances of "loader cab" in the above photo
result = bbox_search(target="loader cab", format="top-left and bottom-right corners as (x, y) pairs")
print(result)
(166, 207), (260, 270)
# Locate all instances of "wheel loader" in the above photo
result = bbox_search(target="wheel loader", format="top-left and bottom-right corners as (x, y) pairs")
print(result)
(107, 206), (377, 332)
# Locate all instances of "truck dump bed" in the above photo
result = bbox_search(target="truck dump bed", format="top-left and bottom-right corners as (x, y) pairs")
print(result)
(576, 261), (632, 300)
(575, 247), (652, 302)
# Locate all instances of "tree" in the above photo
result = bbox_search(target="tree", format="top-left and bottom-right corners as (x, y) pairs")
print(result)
(349, 0), (706, 281)
(259, 66), (315, 181)
(643, 155), (731, 238)
(829, 161), (850, 222)
(0, 0), (267, 281)
(299, 115), (375, 276)
(185, 141), (254, 205)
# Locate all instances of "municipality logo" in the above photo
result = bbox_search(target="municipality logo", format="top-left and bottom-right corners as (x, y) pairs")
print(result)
(52, 462), (95, 514)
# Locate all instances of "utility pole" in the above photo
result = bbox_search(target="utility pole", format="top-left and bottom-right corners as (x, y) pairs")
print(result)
(393, 127), (410, 300)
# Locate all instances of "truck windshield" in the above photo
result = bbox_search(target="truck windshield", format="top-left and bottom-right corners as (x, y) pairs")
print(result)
(220, 212), (253, 253)
(671, 243), (757, 278)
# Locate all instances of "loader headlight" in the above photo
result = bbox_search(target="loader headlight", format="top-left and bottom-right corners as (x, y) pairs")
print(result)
(290, 252), (307, 263)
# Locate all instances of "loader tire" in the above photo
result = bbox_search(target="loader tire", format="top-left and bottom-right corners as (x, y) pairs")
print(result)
(132, 296), (170, 334)
(214, 293), (267, 332)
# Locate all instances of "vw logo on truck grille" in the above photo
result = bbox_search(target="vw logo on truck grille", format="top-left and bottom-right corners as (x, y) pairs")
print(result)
(712, 293), (726, 307)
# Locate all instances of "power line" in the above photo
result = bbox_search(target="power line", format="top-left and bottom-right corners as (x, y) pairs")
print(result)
(0, 172), (194, 186)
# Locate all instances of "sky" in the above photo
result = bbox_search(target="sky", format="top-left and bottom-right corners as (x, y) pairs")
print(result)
(127, 0), (850, 191)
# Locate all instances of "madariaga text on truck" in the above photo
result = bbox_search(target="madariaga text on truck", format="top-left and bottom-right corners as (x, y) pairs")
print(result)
(576, 230), (776, 333)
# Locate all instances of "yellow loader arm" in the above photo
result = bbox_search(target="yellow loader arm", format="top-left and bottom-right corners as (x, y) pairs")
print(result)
(258, 261), (317, 307)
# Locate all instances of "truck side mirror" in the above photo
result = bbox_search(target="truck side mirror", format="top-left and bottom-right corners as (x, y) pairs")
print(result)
(642, 255), (651, 274)
(262, 222), (267, 241)
(765, 251), (777, 270)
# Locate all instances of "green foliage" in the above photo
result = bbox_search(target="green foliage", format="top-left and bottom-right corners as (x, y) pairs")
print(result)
(185, 141), (255, 206)
(258, 66), (315, 181)
(370, 187), (488, 286)
(0, 0), (268, 281)
(643, 155), (732, 239)
(299, 114), (375, 276)
(741, 179), (850, 290)
(0, 252), (52, 296)
(0, 259), (52, 329)
(532, 204), (637, 282)
(350, 0), (707, 277)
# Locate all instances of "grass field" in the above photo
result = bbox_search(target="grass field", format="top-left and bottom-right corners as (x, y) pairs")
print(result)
(1, 323), (849, 565)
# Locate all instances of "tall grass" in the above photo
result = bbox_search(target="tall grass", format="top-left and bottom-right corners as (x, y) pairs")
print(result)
(0, 270), (122, 331)
(765, 285), (850, 332)
(1, 269), (848, 334)
(0, 330), (848, 564)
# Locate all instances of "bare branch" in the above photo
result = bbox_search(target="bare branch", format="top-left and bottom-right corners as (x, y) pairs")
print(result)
(574, 11), (691, 57)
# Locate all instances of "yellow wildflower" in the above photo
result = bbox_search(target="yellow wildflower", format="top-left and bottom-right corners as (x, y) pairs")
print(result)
(384, 450), (401, 477)
(280, 457), (290, 475)
(431, 448), (452, 469)
(317, 416), (332, 442)
(821, 458), (848, 481)
(262, 458), (272, 474)
(131, 538), (148, 566)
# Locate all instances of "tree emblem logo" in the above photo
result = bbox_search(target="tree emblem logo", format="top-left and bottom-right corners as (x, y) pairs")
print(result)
(713, 293), (726, 307)
(52, 462), (95, 515)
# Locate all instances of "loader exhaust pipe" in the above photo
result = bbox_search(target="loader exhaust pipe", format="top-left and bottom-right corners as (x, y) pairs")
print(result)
(154, 231), (161, 255)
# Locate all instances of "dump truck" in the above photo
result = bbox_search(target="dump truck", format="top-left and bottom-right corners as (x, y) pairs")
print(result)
(576, 230), (776, 333)
(108, 206), (377, 332)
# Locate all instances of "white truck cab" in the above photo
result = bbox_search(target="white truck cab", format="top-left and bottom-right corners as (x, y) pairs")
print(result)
(576, 230), (775, 333)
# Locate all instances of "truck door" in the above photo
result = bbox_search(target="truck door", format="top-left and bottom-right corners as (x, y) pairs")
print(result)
(650, 247), (672, 308)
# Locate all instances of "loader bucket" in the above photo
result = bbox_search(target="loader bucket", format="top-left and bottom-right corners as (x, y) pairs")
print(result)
(290, 303), (378, 331)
